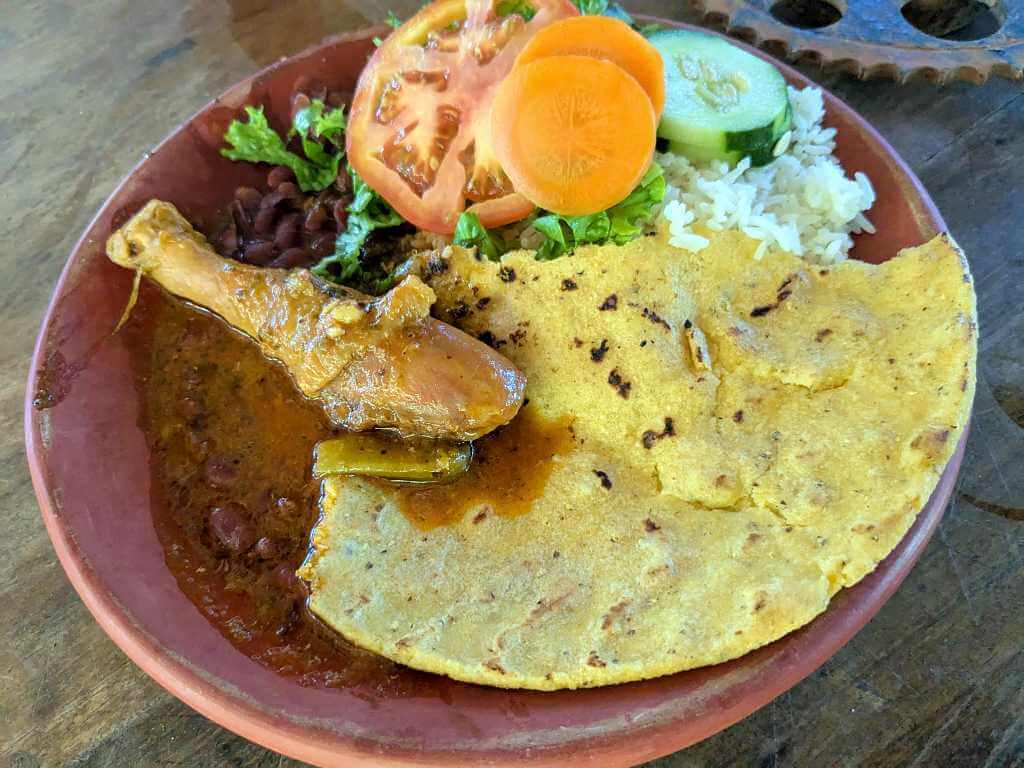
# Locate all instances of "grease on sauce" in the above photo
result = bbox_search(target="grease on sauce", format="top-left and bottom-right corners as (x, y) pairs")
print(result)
(391, 408), (574, 530)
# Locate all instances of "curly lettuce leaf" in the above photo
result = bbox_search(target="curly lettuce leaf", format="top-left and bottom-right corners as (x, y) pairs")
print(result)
(606, 163), (667, 243)
(531, 215), (568, 261)
(533, 163), (665, 260)
(312, 167), (405, 289)
(292, 98), (346, 146)
(572, 0), (633, 24)
(221, 105), (339, 192)
(454, 212), (505, 261)
(290, 99), (347, 179)
(496, 0), (537, 20)
(637, 22), (666, 36)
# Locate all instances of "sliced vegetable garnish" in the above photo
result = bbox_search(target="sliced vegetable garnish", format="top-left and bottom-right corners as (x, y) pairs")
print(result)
(514, 15), (665, 116)
(222, 105), (343, 192)
(314, 433), (473, 481)
(490, 55), (657, 216)
(667, 137), (780, 168)
(648, 29), (791, 168)
(346, 0), (579, 234)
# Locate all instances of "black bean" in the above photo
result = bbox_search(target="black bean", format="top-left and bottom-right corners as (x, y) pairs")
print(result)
(276, 181), (300, 199)
(254, 206), (277, 235)
(317, 195), (340, 226)
(203, 455), (238, 488)
(244, 240), (277, 265)
(333, 199), (349, 230)
(228, 200), (254, 239)
(272, 562), (307, 597)
(234, 186), (262, 212)
(275, 497), (299, 516)
(254, 536), (282, 560)
(178, 396), (203, 420)
(209, 503), (256, 553)
(274, 214), (300, 250)
(267, 165), (295, 188)
(334, 168), (352, 194)
(270, 247), (311, 269)
(259, 190), (288, 210)
(304, 204), (328, 232)
(218, 225), (238, 255)
(309, 234), (335, 260)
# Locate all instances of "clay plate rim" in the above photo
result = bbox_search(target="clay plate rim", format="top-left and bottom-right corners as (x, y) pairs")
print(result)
(25, 17), (966, 768)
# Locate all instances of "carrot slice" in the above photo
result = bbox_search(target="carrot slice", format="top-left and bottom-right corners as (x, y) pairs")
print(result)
(490, 55), (657, 217)
(514, 16), (665, 117)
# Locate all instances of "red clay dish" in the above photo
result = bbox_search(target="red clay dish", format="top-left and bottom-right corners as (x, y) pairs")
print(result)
(25, 20), (963, 768)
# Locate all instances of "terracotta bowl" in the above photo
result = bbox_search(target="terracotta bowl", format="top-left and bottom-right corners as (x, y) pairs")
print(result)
(25, 19), (965, 768)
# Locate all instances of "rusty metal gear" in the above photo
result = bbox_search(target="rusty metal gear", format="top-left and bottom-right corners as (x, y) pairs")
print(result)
(690, 0), (1024, 84)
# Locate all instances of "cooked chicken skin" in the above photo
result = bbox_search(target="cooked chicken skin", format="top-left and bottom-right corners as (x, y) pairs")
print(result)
(107, 200), (525, 440)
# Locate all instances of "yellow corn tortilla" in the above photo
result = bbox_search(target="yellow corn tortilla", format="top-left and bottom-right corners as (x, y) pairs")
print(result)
(299, 230), (976, 690)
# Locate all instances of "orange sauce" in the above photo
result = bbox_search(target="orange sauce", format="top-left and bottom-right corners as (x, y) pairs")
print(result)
(127, 282), (569, 689)
(128, 284), (417, 690)
(391, 408), (575, 529)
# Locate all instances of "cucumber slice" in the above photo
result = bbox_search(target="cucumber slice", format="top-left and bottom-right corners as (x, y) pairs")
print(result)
(667, 139), (779, 168)
(649, 29), (791, 166)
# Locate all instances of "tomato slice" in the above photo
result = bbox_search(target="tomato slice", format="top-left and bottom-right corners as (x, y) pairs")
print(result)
(346, 0), (579, 233)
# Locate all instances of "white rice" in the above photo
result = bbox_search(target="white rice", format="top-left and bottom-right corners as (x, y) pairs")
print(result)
(657, 86), (876, 264)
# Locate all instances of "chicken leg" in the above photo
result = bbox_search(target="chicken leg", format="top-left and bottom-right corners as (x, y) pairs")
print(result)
(107, 200), (525, 440)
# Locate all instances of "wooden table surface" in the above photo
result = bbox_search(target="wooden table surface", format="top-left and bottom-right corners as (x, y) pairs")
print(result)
(2, 1), (1022, 766)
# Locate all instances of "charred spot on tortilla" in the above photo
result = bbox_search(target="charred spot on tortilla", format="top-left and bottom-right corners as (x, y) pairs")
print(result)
(608, 369), (631, 398)
(642, 418), (676, 448)
(477, 330), (506, 349)
(449, 301), (471, 321)
(508, 327), (528, 347)
(641, 307), (671, 330)
(425, 255), (448, 276)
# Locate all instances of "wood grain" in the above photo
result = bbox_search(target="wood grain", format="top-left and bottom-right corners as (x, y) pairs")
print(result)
(2, 1), (1022, 766)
